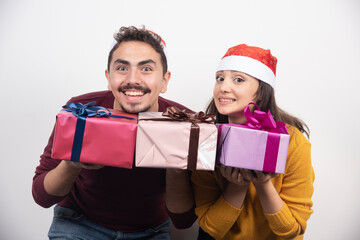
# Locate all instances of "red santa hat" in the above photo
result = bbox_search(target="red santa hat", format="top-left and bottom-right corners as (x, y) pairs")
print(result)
(145, 29), (168, 59)
(216, 44), (277, 89)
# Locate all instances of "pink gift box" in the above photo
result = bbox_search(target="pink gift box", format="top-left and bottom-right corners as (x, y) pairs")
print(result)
(217, 123), (290, 173)
(135, 111), (217, 170)
(51, 107), (137, 168)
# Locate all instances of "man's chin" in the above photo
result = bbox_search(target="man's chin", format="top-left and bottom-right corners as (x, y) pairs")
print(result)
(120, 103), (151, 114)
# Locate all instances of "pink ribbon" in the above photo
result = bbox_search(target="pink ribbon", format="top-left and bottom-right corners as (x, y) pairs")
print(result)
(219, 103), (288, 173)
(243, 103), (288, 134)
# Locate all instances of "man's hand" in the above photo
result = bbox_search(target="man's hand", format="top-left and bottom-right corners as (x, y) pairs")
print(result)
(44, 160), (103, 197)
(65, 161), (104, 170)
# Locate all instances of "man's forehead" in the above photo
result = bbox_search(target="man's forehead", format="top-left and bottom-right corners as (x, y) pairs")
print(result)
(115, 41), (156, 53)
(111, 42), (160, 64)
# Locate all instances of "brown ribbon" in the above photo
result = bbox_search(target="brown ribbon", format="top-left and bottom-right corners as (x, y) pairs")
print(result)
(162, 106), (216, 170)
(139, 106), (216, 170)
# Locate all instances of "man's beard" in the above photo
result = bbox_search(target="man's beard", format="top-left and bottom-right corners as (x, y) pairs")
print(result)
(120, 102), (151, 114)
(117, 84), (152, 113)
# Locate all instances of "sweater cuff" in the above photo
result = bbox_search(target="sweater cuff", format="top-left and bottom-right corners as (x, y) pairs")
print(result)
(167, 206), (197, 229)
(32, 173), (65, 208)
(263, 203), (297, 233)
(213, 196), (243, 224)
(197, 196), (242, 240)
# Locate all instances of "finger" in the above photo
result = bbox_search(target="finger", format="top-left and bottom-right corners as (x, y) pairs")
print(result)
(80, 163), (104, 170)
(271, 173), (279, 178)
(225, 166), (233, 178)
(91, 164), (104, 169)
(64, 160), (82, 169)
(254, 171), (264, 178)
(220, 165), (226, 177)
(250, 170), (257, 178)
(241, 169), (253, 180)
(237, 171), (245, 182)
(231, 168), (239, 180)
(237, 171), (249, 185)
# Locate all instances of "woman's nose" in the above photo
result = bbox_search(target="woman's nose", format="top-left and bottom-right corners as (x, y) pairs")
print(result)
(219, 79), (231, 93)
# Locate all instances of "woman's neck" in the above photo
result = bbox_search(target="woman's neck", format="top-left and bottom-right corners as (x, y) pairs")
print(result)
(228, 114), (247, 125)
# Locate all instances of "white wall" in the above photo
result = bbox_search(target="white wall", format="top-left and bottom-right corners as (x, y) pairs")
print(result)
(1, 0), (359, 239)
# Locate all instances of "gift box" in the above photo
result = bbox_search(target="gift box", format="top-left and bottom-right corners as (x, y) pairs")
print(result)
(135, 107), (217, 170)
(51, 102), (138, 168)
(217, 103), (290, 173)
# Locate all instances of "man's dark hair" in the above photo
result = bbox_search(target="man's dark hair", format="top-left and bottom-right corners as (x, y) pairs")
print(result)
(107, 26), (167, 75)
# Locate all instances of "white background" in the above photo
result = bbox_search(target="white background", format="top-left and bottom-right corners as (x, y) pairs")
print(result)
(1, 0), (359, 239)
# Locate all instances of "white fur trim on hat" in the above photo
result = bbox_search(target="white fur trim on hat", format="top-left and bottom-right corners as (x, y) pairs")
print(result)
(217, 55), (276, 89)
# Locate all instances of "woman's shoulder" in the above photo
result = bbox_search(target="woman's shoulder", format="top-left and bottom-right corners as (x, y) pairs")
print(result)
(286, 124), (311, 148)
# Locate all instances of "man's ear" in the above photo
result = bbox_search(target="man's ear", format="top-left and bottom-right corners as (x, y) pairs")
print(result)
(105, 69), (111, 90)
(160, 71), (171, 94)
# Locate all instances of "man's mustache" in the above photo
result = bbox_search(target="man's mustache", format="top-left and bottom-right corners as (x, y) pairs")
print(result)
(118, 84), (151, 93)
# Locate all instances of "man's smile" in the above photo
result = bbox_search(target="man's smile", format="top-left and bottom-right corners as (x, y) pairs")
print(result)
(118, 85), (151, 98)
(123, 90), (145, 96)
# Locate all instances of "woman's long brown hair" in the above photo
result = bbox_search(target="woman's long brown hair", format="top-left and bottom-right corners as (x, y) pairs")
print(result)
(206, 80), (310, 138)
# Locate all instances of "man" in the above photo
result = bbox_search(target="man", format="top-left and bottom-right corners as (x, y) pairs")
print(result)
(32, 26), (196, 240)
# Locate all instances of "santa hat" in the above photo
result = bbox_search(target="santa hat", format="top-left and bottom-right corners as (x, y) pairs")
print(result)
(216, 44), (277, 89)
(109, 29), (168, 60)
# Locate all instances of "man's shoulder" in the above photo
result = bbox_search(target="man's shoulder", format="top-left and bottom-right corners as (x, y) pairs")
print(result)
(158, 96), (194, 113)
(68, 90), (114, 108)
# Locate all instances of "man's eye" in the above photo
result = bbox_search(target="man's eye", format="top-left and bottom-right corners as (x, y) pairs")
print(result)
(117, 66), (127, 71)
(234, 77), (244, 83)
(142, 67), (152, 72)
(216, 76), (224, 82)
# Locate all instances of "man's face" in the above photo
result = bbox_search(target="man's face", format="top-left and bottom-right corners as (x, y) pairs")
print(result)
(106, 41), (170, 113)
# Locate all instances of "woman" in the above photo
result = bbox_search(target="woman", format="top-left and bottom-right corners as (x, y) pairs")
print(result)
(192, 44), (314, 240)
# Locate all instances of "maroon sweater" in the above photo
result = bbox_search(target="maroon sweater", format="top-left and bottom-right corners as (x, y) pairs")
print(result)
(32, 90), (196, 232)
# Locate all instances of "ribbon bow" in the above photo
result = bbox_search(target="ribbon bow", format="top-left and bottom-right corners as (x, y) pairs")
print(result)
(62, 101), (110, 118)
(243, 103), (288, 134)
(162, 106), (216, 124)
(161, 106), (216, 171)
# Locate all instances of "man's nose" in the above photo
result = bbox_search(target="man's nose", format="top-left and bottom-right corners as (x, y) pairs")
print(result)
(126, 69), (141, 84)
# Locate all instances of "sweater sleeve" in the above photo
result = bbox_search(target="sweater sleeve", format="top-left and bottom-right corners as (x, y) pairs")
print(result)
(264, 127), (315, 239)
(31, 93), (112, 208)
(32, 127), (68, 208)
(191, 170), (243, 240)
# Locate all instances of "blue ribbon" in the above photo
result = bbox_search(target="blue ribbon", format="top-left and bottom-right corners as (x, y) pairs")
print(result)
(61, 101), (137, 162)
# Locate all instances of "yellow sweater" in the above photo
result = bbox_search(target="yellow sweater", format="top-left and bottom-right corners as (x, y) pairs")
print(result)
(191, 125), (315, 240)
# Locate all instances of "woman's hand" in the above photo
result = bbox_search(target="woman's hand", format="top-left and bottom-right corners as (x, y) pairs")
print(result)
(240, 169), (283, 214)
(220, 165), (249, 187)
(240, 169), (278, 186)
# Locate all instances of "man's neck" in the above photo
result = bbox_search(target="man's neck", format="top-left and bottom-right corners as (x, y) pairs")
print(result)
(113, 99), (121, 110)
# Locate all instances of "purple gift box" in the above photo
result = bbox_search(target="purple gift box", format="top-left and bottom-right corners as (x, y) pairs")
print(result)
(217, 103), (290, 173)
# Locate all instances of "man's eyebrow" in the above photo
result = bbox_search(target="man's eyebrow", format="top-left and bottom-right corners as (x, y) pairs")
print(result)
(138, 59), (156, 66)
(113, 59), (130, 65)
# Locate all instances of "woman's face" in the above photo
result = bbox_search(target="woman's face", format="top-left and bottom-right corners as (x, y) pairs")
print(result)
(213, 70), (259, 124)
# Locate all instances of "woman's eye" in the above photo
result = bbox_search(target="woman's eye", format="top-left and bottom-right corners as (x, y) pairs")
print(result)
(216, 76), (224, 82)
(234, 77), (244, 83)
